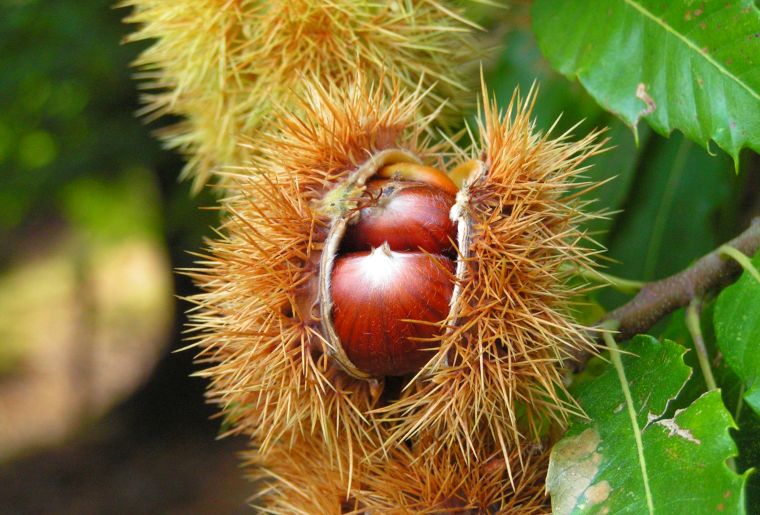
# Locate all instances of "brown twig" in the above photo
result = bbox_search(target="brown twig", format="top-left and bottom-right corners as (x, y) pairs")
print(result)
(574, 218), (760, 368)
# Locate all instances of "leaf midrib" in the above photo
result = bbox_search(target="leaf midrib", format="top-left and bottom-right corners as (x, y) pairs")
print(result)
(623, 0), (760, 103)
(609, 336), (655, 514)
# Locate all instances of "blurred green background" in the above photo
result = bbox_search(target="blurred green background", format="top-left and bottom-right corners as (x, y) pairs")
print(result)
(0, 1), (249, 513)
(0, 1), (757, 514)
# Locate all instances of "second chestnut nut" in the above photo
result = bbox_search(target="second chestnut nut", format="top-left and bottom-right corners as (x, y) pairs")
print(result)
(341, 179), (457, 256)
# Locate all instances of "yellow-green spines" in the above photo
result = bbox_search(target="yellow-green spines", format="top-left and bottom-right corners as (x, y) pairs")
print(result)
(123, 0), (481, 191)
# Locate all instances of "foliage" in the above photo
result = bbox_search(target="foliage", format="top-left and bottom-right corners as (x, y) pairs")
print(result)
(598, 133), (741, 309)
(532, 0), (760, 166)
(0, 1), (151, 232)
(547, 336), (747, 514)
(715, 250), (760, 416)
(507, 3), (760, 511)
(662, 297), (760, 510)
(0, 0), (215, 256)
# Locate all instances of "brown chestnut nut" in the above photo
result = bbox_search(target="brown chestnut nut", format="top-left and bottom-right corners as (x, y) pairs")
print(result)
(330, 244), (455, 376)
(342, 179), (457, 255)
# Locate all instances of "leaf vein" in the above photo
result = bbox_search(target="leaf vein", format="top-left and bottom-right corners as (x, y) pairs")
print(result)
(605, 332), (655, 514)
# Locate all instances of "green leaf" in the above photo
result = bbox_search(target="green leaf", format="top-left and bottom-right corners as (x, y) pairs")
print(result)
(547, 336), (747, 514)
(532, 0), (760, 165)
(487, 28), (607, 134)
(598, 132), (739, 310)
(659, 281), (760, 511)
(663, 305), (760, 509)
(661, 306), (743, 412)
(486, 28), (645, 243)
(714, 249), (760, 416)
(734, 407), (760, 512)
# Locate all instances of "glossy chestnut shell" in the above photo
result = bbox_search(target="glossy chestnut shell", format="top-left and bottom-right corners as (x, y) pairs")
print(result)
(331, 247), (455, 376)
(342, 179), (457, 256)
(316, 152), (467, 379)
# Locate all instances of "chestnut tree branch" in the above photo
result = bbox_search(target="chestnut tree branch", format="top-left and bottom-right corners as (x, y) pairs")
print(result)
(574, 218), (760, 367)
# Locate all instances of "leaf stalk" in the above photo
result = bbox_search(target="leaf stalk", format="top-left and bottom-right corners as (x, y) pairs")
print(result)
(685, 298), (717, 392)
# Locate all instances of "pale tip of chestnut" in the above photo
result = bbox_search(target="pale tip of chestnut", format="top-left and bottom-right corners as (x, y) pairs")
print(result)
(359, 243), (403, 287)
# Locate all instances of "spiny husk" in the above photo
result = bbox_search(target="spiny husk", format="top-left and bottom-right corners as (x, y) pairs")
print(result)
(376, 86), (607, 463)
(186, 78), (440, 472)
(245, 435), (358, 515)
(189, 75), (606, 504)
(354, 437), (550, 513)
(122, 0), (481, 191)
(247, 431), (550, 514)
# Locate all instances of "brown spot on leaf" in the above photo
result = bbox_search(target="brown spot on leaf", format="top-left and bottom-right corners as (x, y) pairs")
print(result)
(585, 481), (611, 505)
(634, 83), (656, 128)
(546, 428), (604, 515)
